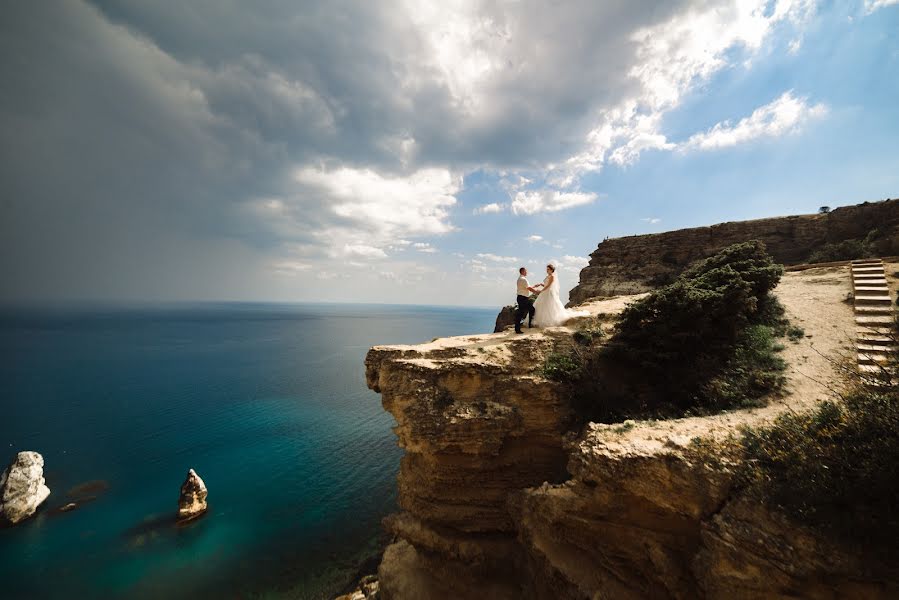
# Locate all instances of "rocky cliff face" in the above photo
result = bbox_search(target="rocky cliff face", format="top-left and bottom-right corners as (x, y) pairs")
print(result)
(365, 325), (579, 598)
(366, 270), (899, 599)
(568, 198), (899, 305)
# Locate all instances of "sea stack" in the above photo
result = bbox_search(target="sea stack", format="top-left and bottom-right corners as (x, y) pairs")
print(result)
(177, 468), (207, 521)
(0, 451), (51, 525)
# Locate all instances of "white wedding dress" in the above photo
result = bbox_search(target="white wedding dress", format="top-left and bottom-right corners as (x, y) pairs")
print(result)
(532, 273), (588, 327)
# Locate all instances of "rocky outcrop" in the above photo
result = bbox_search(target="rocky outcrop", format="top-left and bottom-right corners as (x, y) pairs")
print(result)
(0, 451), (51, 525)
(366, 324), (585, 598)
(177, 468), (208, 521)
(493, 305), (517, 333)
(568, 198), (899, 305)
(335, 575), (380, 600)
(367, 275), (899, 598)
(513, 422), (899, 599)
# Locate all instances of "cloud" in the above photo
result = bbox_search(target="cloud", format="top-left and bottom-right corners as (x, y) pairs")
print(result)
(342, 244), (388, 259)
(0, 0), (825, 302)
(642, 217), (662, 224)
(550, 0), (818, 181)
(682, 91), (828, 151)
(476, 253), (519, 263)
(865, 0), (899, 14)
(294, 165), (459, 244)
(272, 261), (313, 275)
(413, 242), (438, 253)
(526, 235), (543, 242)
(561, 255), (589, 269)
(511, 190), (598, 215)
(473, 202), (505, 215)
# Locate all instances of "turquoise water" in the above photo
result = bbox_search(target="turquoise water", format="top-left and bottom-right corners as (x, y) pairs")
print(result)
(0, 303), (495, 599)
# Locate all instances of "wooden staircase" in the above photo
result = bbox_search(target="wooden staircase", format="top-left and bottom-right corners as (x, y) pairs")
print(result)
(852, 259), (896, 385)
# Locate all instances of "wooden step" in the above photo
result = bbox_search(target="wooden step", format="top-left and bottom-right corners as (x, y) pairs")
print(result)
(855, 305), (895, 315)
(857, 335), (897, 346)
(854, 295), (893, 305)
(852, 265), (885, 271)
(857, 343), (897, 353)
(853, 273), (887, 279)
(854, 286), (890, 292)
(852, 259), (883, 264)
(856, 315), (896, 325)
(858, 352), (893, 365)
(857, 326), (896, 336)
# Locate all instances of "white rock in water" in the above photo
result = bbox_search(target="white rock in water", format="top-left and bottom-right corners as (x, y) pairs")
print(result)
(0, 451), (51, 524)
(177, 468), (207, 521)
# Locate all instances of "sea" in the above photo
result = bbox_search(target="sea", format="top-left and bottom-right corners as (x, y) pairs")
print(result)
(0, 302), (496, 599)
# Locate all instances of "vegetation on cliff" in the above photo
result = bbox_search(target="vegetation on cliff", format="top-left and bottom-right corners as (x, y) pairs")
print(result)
(739, 316), (899, 550)
(547, 241), (797, 421)
(807, 228), (881, 263)
(740, 385), (899, 549)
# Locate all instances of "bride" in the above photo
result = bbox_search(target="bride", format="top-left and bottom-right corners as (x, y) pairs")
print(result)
(532, 264), (589, 327)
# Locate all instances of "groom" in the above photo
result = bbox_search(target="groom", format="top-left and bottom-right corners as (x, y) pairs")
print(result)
(515, 267), (539, 334)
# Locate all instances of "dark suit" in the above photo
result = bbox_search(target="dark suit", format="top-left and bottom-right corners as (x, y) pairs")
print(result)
(515, 294), (535, 332)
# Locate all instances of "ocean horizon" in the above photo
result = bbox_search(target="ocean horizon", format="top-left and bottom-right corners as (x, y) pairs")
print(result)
(0, 302), (497, 598)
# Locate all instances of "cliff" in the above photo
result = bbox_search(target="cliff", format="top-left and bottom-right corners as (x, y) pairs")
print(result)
(365, 264), (899, 599)
(568, 198), (899, 305)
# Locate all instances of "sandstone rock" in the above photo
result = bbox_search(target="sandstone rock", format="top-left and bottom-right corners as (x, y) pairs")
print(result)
(334, 574), (380, 600)
(493, 305), (517, 332)
(59, 502), (78, 512)
(0, 451), (51, 525)
(694, 497), (899, 599)
(177, 468), (207, 521)
(568, 198), (899, 305)
(366, 259), (899, 598)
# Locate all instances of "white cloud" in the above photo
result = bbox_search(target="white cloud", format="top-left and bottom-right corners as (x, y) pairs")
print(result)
(511, 190), (598, 215)
(865, 0), (899, 14)
(682, 91), (827, 151)
(642, 217), (661, 224)
(561, 255), (589, 269)
(342, 243), (387, 259)
(413, 242), (438, 253)
(476, 253), (519, 263)
(295, 166), (458, 237)
(473, 202), (504, 214)
(272, 260), (313, 275)
(550, 0), (819, 181)
(526, 235), (543, 242)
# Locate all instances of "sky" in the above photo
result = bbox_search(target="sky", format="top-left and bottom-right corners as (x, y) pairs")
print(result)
(1, 0), (898, 307)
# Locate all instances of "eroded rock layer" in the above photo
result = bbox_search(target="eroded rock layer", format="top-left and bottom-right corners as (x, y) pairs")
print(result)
(568, 198), (899, 305)
(367, 272), (899, 599)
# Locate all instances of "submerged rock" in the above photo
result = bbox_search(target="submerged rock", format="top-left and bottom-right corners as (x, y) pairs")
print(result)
(0, 451), (51, 525)
(177, 469), (207, 521)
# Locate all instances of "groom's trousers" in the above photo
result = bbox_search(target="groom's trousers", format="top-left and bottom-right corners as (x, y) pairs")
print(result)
(515, 294), (535, 331)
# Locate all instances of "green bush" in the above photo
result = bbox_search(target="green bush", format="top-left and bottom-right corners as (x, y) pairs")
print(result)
(542, 352), (582, 382)
(807, 229), (880, 263)
(595, 240), (787, 415)
(740, 387), (899, 548)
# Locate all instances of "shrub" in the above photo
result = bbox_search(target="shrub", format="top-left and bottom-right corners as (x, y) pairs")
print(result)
(593, 240), (787, 416)
(542, 352), (582, 382)
(818, 206), (831, 214)
(807, 229), (880, 263)
(740, 387), (899, 548)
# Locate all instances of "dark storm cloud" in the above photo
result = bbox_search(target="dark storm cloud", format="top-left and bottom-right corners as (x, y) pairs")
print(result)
(0, 0), (805, 301)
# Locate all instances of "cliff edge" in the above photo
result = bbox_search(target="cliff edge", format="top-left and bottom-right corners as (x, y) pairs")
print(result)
(366, 263), (899, 598)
